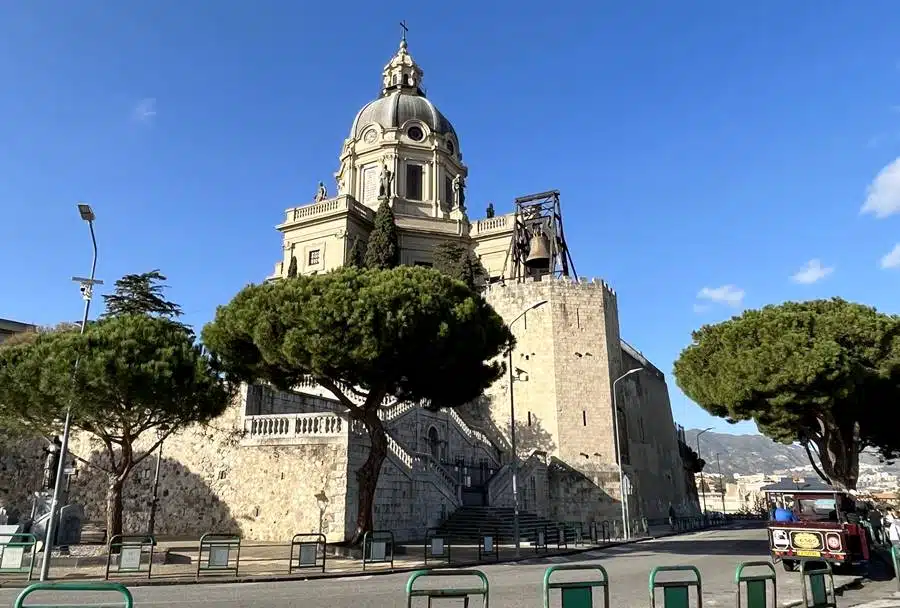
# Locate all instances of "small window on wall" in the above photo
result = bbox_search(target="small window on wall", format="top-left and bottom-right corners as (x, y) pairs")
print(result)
(406, 164), (424, 201)
(307, 249), (321, 266)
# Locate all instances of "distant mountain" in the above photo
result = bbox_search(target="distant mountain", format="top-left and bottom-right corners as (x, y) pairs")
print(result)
(683, 428), (897, 478)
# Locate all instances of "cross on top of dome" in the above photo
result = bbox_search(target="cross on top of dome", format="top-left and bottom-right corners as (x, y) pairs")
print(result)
(381, 23), (425, 97)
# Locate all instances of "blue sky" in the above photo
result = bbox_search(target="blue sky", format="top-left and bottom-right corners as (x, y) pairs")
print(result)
(2, 1), (899, 435)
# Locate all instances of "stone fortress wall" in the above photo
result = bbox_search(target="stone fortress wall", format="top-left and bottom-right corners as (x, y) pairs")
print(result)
(483, 276), (695, 521)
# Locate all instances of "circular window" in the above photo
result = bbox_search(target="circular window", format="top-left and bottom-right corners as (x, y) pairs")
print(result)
(407, 126), (424, 141)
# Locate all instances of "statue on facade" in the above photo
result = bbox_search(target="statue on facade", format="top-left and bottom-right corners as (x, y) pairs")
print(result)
(379, 157), (394, 198)
(452, 174), (466, 210)
(486, 202), (495, 218)
(315, 181), (328, 202)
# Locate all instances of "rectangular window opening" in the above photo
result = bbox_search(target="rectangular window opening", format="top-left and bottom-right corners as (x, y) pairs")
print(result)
(308, 249), (321, 266)
(582, 410), (587, 426)
(406, 164), (424, 201)
(527, 411), (532, 427)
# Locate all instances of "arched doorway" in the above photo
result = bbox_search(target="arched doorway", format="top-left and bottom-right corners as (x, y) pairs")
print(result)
(427, 426), (441, 460)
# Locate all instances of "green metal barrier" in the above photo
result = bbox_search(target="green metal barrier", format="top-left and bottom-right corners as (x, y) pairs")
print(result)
(104, 535), (155, 580)
(543, 564), (609, 608)
(405, 569), (489, 607)
(892, 545), (900, 591)
(734, 561), (776, 608)
(649, 565), (702, 608)
(289, 533), (326, 574)
(424, 528), (451, 566)
(196, 533), (241, 579)
(799, 562), (835, 608)
(0, 532), (38, 581)
(12, 582), (134, 608)
(362, 530), (395, 572)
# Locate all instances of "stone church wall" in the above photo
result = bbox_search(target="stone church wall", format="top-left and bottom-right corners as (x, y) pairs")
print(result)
(547, 459), (623, 524)
(0, 433), (45, 520)
(62, 387), (351, 542)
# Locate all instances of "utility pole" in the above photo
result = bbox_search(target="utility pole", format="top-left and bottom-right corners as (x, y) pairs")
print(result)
(40, 203), (103, 582)
(716, 452), (726, 514)
(696, 427), (712, 518)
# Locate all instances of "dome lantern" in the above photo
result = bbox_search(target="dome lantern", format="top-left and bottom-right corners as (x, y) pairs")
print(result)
(381, 35), (425, 97)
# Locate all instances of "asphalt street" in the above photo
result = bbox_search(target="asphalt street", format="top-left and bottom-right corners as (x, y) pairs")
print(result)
(0, 526), (865, 607)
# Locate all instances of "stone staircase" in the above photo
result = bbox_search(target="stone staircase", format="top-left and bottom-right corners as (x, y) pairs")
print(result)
(434, 506), (559, 544)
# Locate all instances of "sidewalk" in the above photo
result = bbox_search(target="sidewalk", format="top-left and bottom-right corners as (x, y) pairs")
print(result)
(0, 523), (696, 588)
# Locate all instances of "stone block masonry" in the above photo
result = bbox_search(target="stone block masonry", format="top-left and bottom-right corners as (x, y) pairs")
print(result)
(484, 275), (695, 522)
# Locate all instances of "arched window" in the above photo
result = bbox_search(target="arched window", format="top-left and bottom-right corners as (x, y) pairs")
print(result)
(427, 426), (441, 460)
(617, 408), (630, 465)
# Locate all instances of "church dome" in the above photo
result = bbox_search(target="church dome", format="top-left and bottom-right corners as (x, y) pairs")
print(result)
(351, 92), (457, 139)
(349, 38), (457, 141)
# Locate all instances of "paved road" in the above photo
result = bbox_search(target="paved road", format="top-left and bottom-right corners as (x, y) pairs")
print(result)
(0, 526), (860, 607)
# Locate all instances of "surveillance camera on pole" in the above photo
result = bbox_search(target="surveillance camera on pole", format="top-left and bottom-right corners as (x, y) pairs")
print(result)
(71, 277), (104, 302)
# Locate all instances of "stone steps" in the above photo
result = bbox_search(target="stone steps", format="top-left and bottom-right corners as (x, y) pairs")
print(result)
(435, 506), (577, 544)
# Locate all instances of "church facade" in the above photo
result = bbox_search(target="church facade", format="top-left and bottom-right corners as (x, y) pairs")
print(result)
(0, 37), (700, 543)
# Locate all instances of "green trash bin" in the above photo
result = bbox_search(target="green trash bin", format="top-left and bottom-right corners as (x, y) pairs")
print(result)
(405, 569), (489, 607)
(800, 561), (836, 608)
(649, 565), (702, 608)
(734, 561), (776, 608)
(543, 564), (609, 608)
(13, 582), (134, 608)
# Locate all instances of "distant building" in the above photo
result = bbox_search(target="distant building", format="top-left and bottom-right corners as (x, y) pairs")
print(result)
(696, 473), (783, 513)
(0, 318), (36, 345)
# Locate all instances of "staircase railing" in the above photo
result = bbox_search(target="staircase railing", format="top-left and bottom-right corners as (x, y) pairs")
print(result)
(486, 451), (544, 508)
(446, 409), (501, 467)
(352, 421), (460, 507)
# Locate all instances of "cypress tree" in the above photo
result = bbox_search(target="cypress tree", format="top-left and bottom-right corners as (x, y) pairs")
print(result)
(346, 237), (365, 269)
(365, 200), (400, 269)
(433, 241), (486, 291)
(287, 256), (298, 278)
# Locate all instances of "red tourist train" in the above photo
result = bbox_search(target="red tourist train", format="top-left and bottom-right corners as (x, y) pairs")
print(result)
(763, 479), (870, 573)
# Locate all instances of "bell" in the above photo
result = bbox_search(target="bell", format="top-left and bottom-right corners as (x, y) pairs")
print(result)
(524, 232), (551, 270)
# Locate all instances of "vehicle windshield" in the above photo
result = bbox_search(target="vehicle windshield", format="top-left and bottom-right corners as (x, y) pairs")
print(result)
(796, 497), (836, 521)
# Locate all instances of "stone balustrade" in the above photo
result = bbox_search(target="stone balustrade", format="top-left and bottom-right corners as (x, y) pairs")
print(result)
(244, 413), (345, 439)
(447, 409), (500, 465)
(296, 376), (396, 408)
(282, 195), (373, 225)
(472, 213), (513, 236)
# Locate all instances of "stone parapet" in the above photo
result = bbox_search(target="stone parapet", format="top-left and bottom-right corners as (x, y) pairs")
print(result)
(278, 195), (373, 228)
(483, 274), (617, 299)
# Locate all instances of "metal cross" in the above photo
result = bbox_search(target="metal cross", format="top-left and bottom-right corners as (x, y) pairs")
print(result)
(399, 20), (408, 42)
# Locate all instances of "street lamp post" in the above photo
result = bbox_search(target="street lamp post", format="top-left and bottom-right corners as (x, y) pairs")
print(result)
(716, 452), (726, 514)
(612, 368), (643, 540)
(696, 427), (713, 519)
(40, 204), (103, 582)
(507, 299), (547, 558)
(147, 425), (169, 537)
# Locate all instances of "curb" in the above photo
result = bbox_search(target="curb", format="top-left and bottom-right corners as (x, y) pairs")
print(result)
(0, 524), (733, 589)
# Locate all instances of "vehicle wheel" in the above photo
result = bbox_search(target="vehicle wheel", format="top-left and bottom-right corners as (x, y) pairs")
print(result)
(782, 559), (798, 572)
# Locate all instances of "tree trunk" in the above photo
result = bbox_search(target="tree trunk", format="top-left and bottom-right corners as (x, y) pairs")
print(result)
(350, 409), (388, 546)
(812, 419), (859, 490)
(106, 473), (126, 542)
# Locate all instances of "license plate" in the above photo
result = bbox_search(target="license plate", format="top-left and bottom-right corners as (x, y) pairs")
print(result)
(796, 550), (821, 557)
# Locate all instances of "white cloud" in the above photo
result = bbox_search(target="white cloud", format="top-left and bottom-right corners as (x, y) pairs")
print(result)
(861, 157), (900, 219)
(791, 259), (834, 284)
(132, 98), (157, 123)
(697, 285), (744, 308)
(880, 243), (900, 269)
